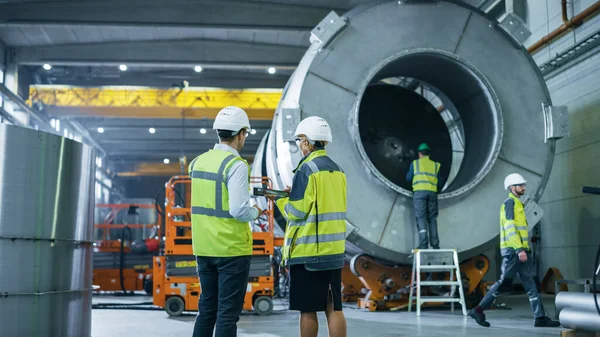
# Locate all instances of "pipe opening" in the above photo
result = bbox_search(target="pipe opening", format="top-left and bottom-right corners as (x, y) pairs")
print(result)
(356, 52), (502, 198)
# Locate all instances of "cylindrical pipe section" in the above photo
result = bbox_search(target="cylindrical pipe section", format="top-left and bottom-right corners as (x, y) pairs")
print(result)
(559, 307), (600, 332)
(0, 124), (95, 337)
(257, 0), (556, 263)
(556, 292), (600, 314)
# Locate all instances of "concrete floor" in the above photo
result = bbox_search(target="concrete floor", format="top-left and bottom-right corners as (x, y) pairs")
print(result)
(92, 294), (566, 337)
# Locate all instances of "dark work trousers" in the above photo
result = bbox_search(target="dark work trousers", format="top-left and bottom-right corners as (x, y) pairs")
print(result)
(413, 190), (439, 249)
(478, 251), (546, 318)
(192, 255), (251, 337)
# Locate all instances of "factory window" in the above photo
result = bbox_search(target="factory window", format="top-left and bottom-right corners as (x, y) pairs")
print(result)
(95, 182), (102, 201)
(102, 187), (110, 204)
(103, 178), (112, 189)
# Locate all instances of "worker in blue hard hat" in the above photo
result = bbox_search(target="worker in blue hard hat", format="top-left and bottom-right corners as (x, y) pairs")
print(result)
(405, 143), (444, 249)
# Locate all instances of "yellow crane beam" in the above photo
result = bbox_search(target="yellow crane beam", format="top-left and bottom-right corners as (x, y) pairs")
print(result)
(27, 85), (282, 120)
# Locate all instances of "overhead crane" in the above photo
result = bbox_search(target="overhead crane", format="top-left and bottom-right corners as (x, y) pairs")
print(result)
(27, 85), (282, 120)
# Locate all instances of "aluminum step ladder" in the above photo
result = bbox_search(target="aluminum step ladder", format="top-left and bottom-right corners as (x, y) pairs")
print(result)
(408, 248), (467, 316)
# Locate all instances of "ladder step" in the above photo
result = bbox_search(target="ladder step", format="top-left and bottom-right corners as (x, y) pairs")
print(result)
(419, 265), (456, 270)
(418, 297), (463, 303)
(413, 249), (456, 253)
(420, 281), (461, 286)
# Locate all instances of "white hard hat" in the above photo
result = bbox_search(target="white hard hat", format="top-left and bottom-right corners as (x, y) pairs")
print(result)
(213, 106), (251, 132)
(292, 116), (333, 143)
(504, 173), (527, 190)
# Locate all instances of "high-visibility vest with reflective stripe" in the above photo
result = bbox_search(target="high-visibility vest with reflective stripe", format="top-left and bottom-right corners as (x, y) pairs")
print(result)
(189, 149), (252, 257)
(276, 149), (347, 265)
(500, 193), (529, 255)
(412, 157), (440, 192)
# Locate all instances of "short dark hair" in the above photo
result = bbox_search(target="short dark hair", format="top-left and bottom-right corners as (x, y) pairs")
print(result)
(217, 129), (239, 140)
(419, 149), (431, 156)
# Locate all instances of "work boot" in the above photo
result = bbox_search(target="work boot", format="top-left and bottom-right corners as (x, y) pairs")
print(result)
(469, 309), (490, 327)
(534, 316), (561, 327)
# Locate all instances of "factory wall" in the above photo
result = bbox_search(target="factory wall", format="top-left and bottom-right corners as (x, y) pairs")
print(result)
(524, 0), (600, 282)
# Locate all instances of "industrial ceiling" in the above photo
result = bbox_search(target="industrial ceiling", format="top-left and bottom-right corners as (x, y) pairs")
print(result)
(0, 0), (499, 175)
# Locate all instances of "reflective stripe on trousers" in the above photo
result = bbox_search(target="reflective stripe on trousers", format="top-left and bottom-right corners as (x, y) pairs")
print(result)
(478, 251), (545, 318)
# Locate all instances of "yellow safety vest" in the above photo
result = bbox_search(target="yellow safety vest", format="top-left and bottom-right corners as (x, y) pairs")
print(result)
(189, 149), (252, 257)
(412, 157), (440, 192)
(499, 193), (529, 255)
(275, 150), (347, 265)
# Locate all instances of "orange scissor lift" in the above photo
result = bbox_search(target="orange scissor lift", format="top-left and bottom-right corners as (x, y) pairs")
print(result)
(153, 176), (284, 316)
(93, 203), (162, 294)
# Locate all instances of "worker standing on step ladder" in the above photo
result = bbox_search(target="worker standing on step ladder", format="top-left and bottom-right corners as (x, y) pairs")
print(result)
(469, 173), (560, 328)
(268, 116), (347, 337)
(189, 106), (264, 337)
(406, 143), (445, 249)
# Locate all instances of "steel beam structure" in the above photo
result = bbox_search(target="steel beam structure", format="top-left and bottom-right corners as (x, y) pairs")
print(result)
(28, 86), (282, 120)
(12, 39), (305, 68)
(0, 0), (338, 31)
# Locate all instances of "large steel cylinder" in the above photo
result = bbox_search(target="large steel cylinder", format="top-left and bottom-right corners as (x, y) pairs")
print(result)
(559, 308), (600, 332)
(252, 0), (556, 263)
(0, 124), (95, 336)
(556, 292), (600, 315)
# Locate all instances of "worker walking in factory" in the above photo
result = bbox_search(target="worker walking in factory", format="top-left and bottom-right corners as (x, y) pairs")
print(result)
(269, 116), (347, 337)
(405, 143), (444, 249)
(469, 173), (560, 328)
(189, 106), (263, 337)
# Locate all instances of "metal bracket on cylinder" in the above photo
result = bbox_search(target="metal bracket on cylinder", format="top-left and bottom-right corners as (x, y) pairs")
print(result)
(524, 198), (544, 228)
(496, 0), (531, 45)
(345, 220), (358, 238)
(309, 11), (348, 50)
(280, 108), (301, 141)
(542, 103), (569, 142)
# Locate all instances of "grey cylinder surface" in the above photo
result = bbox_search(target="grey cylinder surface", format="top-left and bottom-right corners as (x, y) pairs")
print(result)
(556, 292), (600, 314)
(254, 0), (556, 263)
(0, 124), (96, 337)
(559, 308), (600, 332)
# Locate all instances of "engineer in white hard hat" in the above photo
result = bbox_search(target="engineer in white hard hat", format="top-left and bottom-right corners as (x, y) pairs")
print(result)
(188, 106), (263, 337)
(268, 116), (347, 337)
(469, 173), (560, 328)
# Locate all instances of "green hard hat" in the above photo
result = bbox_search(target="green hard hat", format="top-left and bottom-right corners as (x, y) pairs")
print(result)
(417, 143), (431, 152)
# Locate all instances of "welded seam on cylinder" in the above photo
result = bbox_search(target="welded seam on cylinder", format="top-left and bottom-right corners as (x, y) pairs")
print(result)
(0, 236), (93, 244)
(496, 156), (545, 178)
(307, 71), (357, 95)
(0, 288), (93, 297)
(453, 12), (473, 54)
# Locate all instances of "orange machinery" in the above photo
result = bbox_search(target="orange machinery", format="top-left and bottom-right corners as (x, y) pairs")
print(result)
(93, 203), (162, 294)
(153, 176), (284, 316)
(345, 254), (491, 311)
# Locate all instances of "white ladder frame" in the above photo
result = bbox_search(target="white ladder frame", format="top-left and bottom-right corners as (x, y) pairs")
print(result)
(408, 248), (467, 316)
